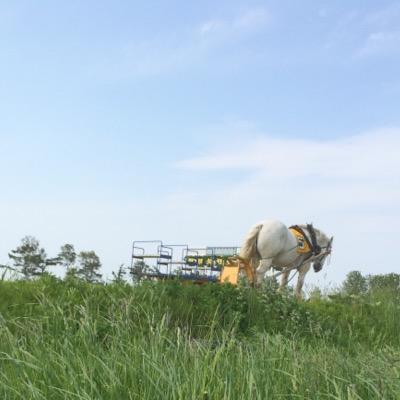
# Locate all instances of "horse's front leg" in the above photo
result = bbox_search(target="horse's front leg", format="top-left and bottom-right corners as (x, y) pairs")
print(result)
(256, 259), (273, 286)
(295, 263), (311, 300)
(278, 269), (290, 293)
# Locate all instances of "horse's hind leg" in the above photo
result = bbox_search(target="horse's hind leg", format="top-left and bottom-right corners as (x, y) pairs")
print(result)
(256, 258), (273, 286)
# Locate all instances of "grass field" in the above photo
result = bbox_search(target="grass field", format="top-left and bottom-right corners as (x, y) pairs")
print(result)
(1, 277), (399, 399)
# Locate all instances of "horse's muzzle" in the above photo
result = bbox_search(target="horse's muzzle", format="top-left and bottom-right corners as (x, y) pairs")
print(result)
(313, 263), (322, 272)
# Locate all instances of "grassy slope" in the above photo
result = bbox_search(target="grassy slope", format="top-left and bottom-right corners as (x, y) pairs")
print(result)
(0, 277), (399, 399)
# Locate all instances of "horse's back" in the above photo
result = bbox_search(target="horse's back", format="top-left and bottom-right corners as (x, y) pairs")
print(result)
(259, 220), (288, 238)
(257, 220), (291, 258)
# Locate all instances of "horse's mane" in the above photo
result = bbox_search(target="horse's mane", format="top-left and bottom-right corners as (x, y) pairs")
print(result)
(298, 224), (329, 246)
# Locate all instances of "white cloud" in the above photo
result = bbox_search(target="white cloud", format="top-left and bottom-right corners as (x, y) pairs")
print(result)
(325, 4), (400, 59)
(96, 8), (270, 79)
(199, 20), (225, 35)
(233, 8), (270, 30)
(178, 128), (400, 180)
(357, 31), (400, 57)
(198, 8), (269, 36)
(356, 3), (400, 57)
(175, 128), (400, 223)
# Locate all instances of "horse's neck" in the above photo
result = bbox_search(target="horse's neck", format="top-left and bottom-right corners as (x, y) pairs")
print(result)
(299, 225), (328, 246)
(312, 228), (329, 246)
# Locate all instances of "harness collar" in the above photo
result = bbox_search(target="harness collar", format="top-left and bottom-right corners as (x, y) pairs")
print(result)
(289, 226), (311, 254)
(289, 224), (321, 257)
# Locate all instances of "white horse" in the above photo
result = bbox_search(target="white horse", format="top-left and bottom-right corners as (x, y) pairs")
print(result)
(239, 219), (333, 298)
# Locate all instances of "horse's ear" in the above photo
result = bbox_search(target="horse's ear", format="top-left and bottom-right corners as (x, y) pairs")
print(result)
(329, 236), (334, 245)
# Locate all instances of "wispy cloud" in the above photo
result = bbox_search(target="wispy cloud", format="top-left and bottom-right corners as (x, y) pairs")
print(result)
(356, 3), (400, 58)
(325, 3), (400, 59)
(178, 128), (400, 180)
(198, 8), (270, 36)
(97, 8), (270, 79)
(357, 30), (400, 57)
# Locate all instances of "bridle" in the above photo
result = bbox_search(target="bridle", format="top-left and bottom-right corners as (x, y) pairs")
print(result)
(309, 226), (333, 271)
(290, 224), (333, 272)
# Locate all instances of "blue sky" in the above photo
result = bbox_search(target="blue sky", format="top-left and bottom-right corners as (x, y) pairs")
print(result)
(1, 1), (399, 288)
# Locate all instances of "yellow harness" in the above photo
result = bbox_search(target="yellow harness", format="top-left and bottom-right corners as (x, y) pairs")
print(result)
(289, 228), (311, 254)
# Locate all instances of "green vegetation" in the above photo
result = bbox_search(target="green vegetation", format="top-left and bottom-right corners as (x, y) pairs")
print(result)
(1, 276), (399, 399)
(4, 237), (103, 282)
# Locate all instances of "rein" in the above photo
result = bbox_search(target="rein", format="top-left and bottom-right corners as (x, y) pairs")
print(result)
(270, 248), (331, 279)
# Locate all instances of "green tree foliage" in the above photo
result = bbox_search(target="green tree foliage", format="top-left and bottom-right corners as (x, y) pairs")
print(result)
(129, 260), (150, 282)
(77, 251), (102, 283)
(367, 273), (400, 294)
(58, 244), (76, 272)
(8, 236), (48, 278)
(0, 264), (11, 280)
(111, 264), (126, 284)
(342, 270), (368, 296)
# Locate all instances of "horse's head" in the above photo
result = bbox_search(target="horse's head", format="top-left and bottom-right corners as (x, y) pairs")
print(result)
(313, 234), (333, 272)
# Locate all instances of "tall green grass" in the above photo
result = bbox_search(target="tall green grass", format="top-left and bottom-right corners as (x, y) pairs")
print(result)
(0, 277), (399, 399)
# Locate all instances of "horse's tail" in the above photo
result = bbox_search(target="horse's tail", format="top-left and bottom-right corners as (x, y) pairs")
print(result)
(239, 223), (263, 267)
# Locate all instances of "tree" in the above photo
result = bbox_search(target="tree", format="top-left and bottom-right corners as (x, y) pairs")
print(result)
(58, 244), (77, 272)
(64, 267), (78, 280)
(342, 270), (367, 296)
(112, 264), (127, 284)
(0, 264), (12, 280)
(77, 251), (102, 283)
(367, 273), (400, 294)
(8, 236), (48, 278)
(129, 260), (150, 282)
